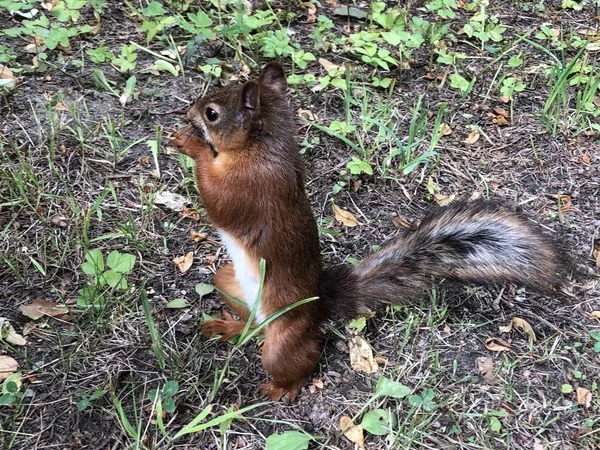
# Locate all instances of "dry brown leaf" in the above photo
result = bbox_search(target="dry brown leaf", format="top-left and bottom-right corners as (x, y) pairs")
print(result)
(441, 123), (452, 136)
(434, 193), (456, 206)
(589, 311), (600, 319)
(297, 108), (317, 121)
(301, 1), (317, 22)
(477, 357), (499, 385)
(581, 152), (591, 166)
(493, 107), (509, 117)
(512, 317), (536, 342)
(576, 387), (592, 408)
(333, 203), (361, 227)
(463, 129), (480, 145)
(50, 214), (69, 227)
(173, 251), (194, 273)
(485, 337), (511, 352)
(499, 95), (510, 103)
(54, 101), (69, 112)
(340, 416), (365, 450)
(0, 356), (19, 381)
(139, 155), (150, 166)
(348, 335), (379, 373)
(0, 318), (27, 346)
(392, 215), (411, 229)
(499, 321), (513, 333)
(19, 299), (69, 320)
(318, 57), (341, 73)
(494, 114), (509, 126)
(181, 206), (200, 221)
(0, 64), (19, 85)
(190, 230), (207, 242)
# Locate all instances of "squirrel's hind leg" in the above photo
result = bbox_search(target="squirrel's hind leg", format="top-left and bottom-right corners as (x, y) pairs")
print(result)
(202, 263), (252, 340)
(260, 317), (321, 401)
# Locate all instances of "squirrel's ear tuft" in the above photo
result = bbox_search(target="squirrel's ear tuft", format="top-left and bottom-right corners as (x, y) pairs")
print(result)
(241, 81), (260, 111)
(259, 62), (287, 94)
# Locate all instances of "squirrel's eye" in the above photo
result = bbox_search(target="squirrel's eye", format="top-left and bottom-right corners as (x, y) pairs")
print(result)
(205, 107), (219, 122)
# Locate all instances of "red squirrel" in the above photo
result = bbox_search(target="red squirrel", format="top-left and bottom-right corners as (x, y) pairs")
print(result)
(172, 62), (563, 401)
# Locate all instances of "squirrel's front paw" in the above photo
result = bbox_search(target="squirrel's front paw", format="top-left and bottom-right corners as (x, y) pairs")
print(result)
(202, 319), (247, 341)
(260, 381), (302, 402)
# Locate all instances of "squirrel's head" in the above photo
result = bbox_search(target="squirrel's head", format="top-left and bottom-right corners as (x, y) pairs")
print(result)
(174, 62), (291, 160)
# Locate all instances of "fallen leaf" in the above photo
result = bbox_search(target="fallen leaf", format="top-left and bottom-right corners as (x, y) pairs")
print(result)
(165, 298), (190, 309)
(433, 193), (456, 206)
(549, 194), (572, 213)
(297, 108), (317, 121)
(463, 129), (480, 145)
(581, 152), (591, 166)
(576, 387), (592, 408)
(485, 337), (511, 352)
(301, 1), (316, 22)
(154, 191), (188, 212)
(333, 203), (361, 227)
(139, 155), (150, 166)
(0, 356), (19, 381)
(590, 311), (600, 319)
(19, 299), (69, 320)
(499, 95), (510, 103)
(392, 215), (411, 229)
(441, 123), (452, 136)
(318, 57), (341, 73)
(173, 251), (194, 273)
(493, 107), (509, 117)
(0, 318), (27, 346)
(348, 335), (379, 373)
(340, 416), (365, 450)
(511, 317), (536, 342)
(54, 101), (69, 112)
(190, 230), (207, 242)
(181, 206), (200, 221)
(477, 357), (498, 385)
(499, 321), (513, 333)
(494, 115), (509, 126)
(50, 214), (69, 227)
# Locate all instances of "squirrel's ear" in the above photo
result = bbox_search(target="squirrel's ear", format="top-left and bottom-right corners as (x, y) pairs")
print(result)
(259, 62), (287, 94)
(241, 81), (260, 111)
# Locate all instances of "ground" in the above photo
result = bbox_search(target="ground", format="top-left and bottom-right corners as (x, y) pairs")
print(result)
(0, 0), (599, 449)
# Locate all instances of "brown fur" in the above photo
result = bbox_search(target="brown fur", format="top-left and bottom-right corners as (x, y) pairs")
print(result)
(172, 63), (565, 401)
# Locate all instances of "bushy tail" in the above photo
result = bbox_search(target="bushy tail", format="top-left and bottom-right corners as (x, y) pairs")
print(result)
(320, 201), (565, 320)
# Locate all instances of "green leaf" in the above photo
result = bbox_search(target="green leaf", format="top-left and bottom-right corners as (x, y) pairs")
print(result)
(590, 330), (600, 341)
(103, 270), (127, 290)
(348, 317), (366, 333)
(85, 249), (105, 271)
(266, 431), (312, 450)
(489, 416), (501, 433)
(166, 298), (190, 309)
(163, 397), (176, 413)
(148, 389), (160, 401)
(162, 381), (179, 397)
(594, 342), (600, 353)
(142, 1), (166, 16)
(188, 11), (212, 28)
(408, 394), (422, 407)
(153, 59), (179, 77)
(0, 393), (15, 406)
(375, 377), (411, 399)
(195, 283), (214, 299)
(106, 251), (135, 274)
(360, 409), (394, 435)
(562, 384), (573, 393)
(450, 73), (470, 93)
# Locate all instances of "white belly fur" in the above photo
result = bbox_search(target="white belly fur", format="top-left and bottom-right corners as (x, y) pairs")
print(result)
(218, 231), (264, 323)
